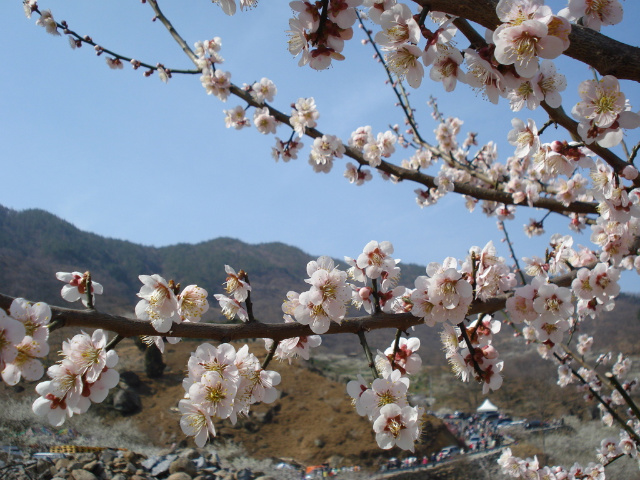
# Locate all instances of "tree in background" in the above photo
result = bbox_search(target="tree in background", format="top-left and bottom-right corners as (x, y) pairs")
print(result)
(2, 0), (640, 476)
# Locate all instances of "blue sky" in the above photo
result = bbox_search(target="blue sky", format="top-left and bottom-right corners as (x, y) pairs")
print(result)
(1, 1), (638, 291)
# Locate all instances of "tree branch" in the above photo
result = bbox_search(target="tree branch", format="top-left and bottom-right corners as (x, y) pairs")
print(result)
(0, 262), (592, 343)
(412, 0), (640, 82)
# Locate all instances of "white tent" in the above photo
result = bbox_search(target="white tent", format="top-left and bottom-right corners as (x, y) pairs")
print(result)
(477, 399), (499, 413)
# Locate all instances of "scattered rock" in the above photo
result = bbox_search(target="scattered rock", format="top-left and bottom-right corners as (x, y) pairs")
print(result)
(113, 388), (142, 414)
(120, 370), (142, 388)
(167, 472), (193, 480)
(179, 448), (199, 460)
(151, 454), (178, 477)
(235, 468), (253, 480)
(71, 469), (99, 480)
(170, 456), (197, 476)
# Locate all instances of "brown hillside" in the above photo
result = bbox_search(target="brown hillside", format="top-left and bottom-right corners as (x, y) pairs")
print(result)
(82, 338), (458, 467)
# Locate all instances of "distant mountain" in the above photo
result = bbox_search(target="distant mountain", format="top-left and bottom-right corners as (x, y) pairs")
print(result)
(2, 205), (639, 355)
(0, 205), (427, 329)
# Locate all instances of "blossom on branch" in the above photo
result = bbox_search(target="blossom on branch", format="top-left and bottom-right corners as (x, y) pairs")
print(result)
(56, 271), (103, 307)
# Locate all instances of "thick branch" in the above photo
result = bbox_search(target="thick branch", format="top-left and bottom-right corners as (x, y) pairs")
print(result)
(0, 264), (589, 343)
(413, 0), (640, 82)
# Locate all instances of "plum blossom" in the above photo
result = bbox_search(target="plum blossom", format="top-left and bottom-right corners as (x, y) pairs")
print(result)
(272, 137), (303, 162)
(493, 19), (565, 78)
(292, 257), (351, 334)
(374, 4), (420, 49)
(347, 374), (370, 416)
(179, 399), (216, 448)
(385, 45), (424, 88)
(463, 49), (506, 104)
(344, 162), (372, 185)
(35, 9), (60, 36)
(359, 369), (409, 419)
(56, 271), (103, 307)
(2, 335), (49, 385)
(532, 283), (574, 323)
(224, 105), (250, 130)
(373, 404), (421, 451)
(200, 69), (231, 101)
(253, 107), (277, 134)
(32, 330), (119, 426)
(250, 77), (277, 103)
(62, 330), (115, 383)
(356, 241), (397, 279)
(425, 257), (473, 324)
(212, 0), (237, 16)
(429, 48), (466, 92)
(264, 315), (322, 363)
(189, 371), (238, 419)
(135, 274), (179, 333)
(0, 310), (27, 378)
(559, 0), (623, 31)
(381, 337), (422, 376)
(178, 285), (209, 322)
(214, 294), (248, 322)
(508, 118), (540, 158)
(575, 76), (626, 129)
(290, 97), (319, 137)
(223, 265), (251, 302)
(10, 298), (50, 343)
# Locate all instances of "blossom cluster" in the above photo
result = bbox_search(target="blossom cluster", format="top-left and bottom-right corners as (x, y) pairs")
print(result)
(441, 317), (504, 394)
(499, 447), (607, 480)
(32, 330), (119, 426)
(287, 0), (363, 70)
(212, 265), (251, 322)
(179, 342), (281, 447)
(133, 274), (210, 351)
(283, 255), (352, 334)
(263, 315), (322, 363)
(0, 298), (51, 386)
(347, 337), (423, 451)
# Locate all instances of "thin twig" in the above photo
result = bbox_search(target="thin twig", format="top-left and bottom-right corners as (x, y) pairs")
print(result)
(554, 353), (640, 445)
(605, 372), (640, 423)
(262, 340), (279, 370)
(499, 221), (527, 285)
(457, 320), (485, 382)
(106, 334), (124, 351)
(33, 8), (198, 74)
(537, 119), (555, 136)
(242, 272), (256, 323)
(358, 330), (379, 379)
(85, 271), (94, 310)
(389, 329), (403, 371)
(146, 0), (199, 65)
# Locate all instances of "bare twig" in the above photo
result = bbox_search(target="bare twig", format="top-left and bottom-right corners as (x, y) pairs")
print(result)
(262, 340), (279, 370)
(358, 330), (380, 379)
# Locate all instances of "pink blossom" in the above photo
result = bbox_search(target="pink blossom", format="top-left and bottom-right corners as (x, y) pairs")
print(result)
(135, 274), (179, 333)
(560, 0), (623, 31)
(356, 241), (397, 279)
(179, 399), (216, 447)
(56, 271), (103, 307)
(178, 285), (209, 322)
(0, 311), (26, 373)
(373, 404), (421, 452)
(575, 76), (626, 128)
(493, 20), (564, 78)
(10, 298), (50, 344)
